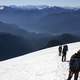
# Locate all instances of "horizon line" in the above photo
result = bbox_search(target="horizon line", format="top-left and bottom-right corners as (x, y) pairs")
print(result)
(0, 4), (80, 8)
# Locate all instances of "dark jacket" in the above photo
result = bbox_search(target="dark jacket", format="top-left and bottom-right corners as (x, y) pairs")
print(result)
(69, 51), (80, 72)
(62, 45), (68, 55)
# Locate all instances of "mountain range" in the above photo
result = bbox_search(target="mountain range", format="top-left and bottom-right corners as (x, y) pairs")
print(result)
(0, 6), (80, 34)
(0, 6), (80, 60)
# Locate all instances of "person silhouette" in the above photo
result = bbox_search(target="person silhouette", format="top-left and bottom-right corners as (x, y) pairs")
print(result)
(67, 50), (80, 80)
(62, 44), (68, 62)
(58, 45), (62, 56)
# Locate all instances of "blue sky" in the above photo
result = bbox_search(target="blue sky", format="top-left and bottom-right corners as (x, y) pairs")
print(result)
(0, 0), (80, 7)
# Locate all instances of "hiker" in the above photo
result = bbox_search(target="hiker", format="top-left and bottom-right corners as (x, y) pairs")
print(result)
(67, 50), (80, 80)
(62, 44), (68, 62)
(58, 45), (62, 56)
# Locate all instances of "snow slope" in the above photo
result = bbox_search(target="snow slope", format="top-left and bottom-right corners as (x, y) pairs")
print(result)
(0, 42), (80, 80)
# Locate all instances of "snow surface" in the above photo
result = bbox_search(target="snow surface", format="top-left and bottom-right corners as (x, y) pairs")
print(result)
(0, 42), (80, 80)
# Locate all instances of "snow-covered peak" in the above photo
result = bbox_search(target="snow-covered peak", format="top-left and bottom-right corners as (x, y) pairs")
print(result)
(0, 5), (80, 11)
(9, 5), (49, 10)
(0, 6), (5, 10)
(63, 7), (80, 11)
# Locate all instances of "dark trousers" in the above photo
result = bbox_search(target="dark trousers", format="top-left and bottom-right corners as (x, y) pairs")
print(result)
(62, 53), (66, 62)
(67, 70), (79, 80)
(59, 51), (61, 56)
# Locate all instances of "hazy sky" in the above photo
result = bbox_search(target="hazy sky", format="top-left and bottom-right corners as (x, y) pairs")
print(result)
(0, 0), (80, 7)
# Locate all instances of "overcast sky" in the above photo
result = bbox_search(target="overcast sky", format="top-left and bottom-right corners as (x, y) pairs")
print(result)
(0, 0), (80, 7)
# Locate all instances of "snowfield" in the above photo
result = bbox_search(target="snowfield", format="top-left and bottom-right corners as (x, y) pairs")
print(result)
(0, 42), (80, 80)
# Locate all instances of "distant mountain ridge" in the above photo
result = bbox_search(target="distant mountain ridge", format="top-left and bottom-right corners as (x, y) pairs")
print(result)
(0, 6), (80, 35)
(46, 33), (80, 48)
(0, 6), (80, 14)
(0, 5), (80, 10)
